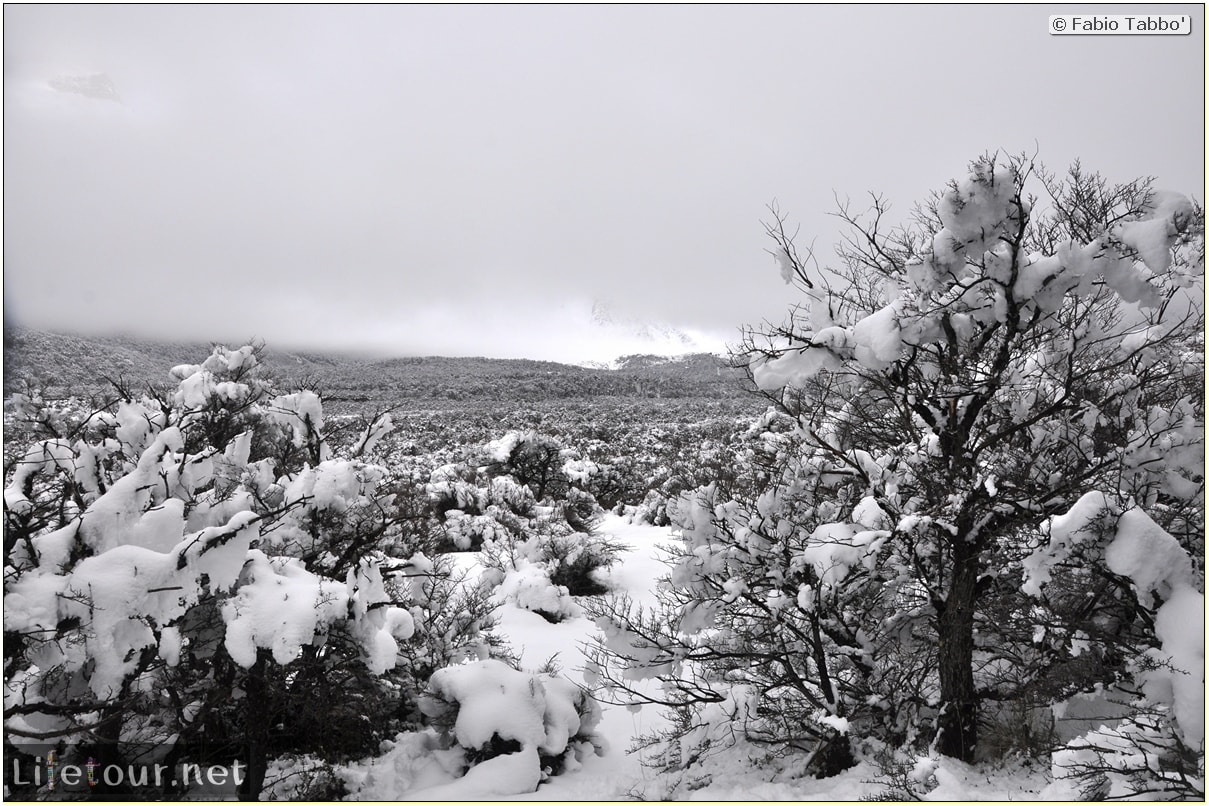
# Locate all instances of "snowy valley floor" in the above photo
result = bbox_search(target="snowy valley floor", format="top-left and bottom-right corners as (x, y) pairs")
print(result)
(337, 514), (1055, 801)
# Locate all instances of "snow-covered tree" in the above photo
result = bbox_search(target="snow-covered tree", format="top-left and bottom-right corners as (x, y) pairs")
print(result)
(589, 155), (1203, 781)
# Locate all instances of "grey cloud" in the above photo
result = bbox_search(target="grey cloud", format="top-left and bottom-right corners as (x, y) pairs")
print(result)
(5, 4), (1204, 362)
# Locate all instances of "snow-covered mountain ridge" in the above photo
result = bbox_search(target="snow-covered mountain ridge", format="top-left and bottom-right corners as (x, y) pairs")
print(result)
(584, 299), (728, 361)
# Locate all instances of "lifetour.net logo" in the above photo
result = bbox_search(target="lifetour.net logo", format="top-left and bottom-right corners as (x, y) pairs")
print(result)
(6, 745), (248, 798)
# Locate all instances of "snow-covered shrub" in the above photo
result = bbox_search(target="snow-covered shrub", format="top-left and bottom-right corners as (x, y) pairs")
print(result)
(630, 488), (673, 526)
(336, 729), (470, 800)
(540, 528), (626, 596)
(441, 506), (528, 551)
(427, 462), (485, 516)
(419, 658), (602, 787)
(487, 474), (539, 514)
(479, 515), (625, 601)
(491, 560), (583, 623)
(2, 344), (445, 797)
(570, 453), (645, 510)
(481, 430), (570, 501)
(557, 485), (602, 534)
(429, 463), (541, 551)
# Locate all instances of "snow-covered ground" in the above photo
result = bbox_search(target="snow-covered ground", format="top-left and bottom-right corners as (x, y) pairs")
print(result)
(490, 515), (673, 802)
(338, 514), (1055, 801)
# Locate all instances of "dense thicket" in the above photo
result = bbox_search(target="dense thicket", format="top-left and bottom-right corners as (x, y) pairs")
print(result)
(3, 339), (754, 797)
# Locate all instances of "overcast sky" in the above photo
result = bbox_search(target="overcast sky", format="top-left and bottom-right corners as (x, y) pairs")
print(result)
(4, 4), (1204, 362)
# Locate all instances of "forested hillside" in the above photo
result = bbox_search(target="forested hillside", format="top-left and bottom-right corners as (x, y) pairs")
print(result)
(3, 327), (751, 407)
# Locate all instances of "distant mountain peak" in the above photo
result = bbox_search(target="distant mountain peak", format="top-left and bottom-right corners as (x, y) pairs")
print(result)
(587, 299), (710, 356)
(47, 72), (121, 102)
(590, 300), (615, 327)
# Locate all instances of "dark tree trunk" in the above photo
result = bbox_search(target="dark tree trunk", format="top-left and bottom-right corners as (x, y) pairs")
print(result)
(936, 537), (979, 761)
(82, 698), (131, 797)
(807, 615), (857, 776)
(238, 650), (271, 801)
